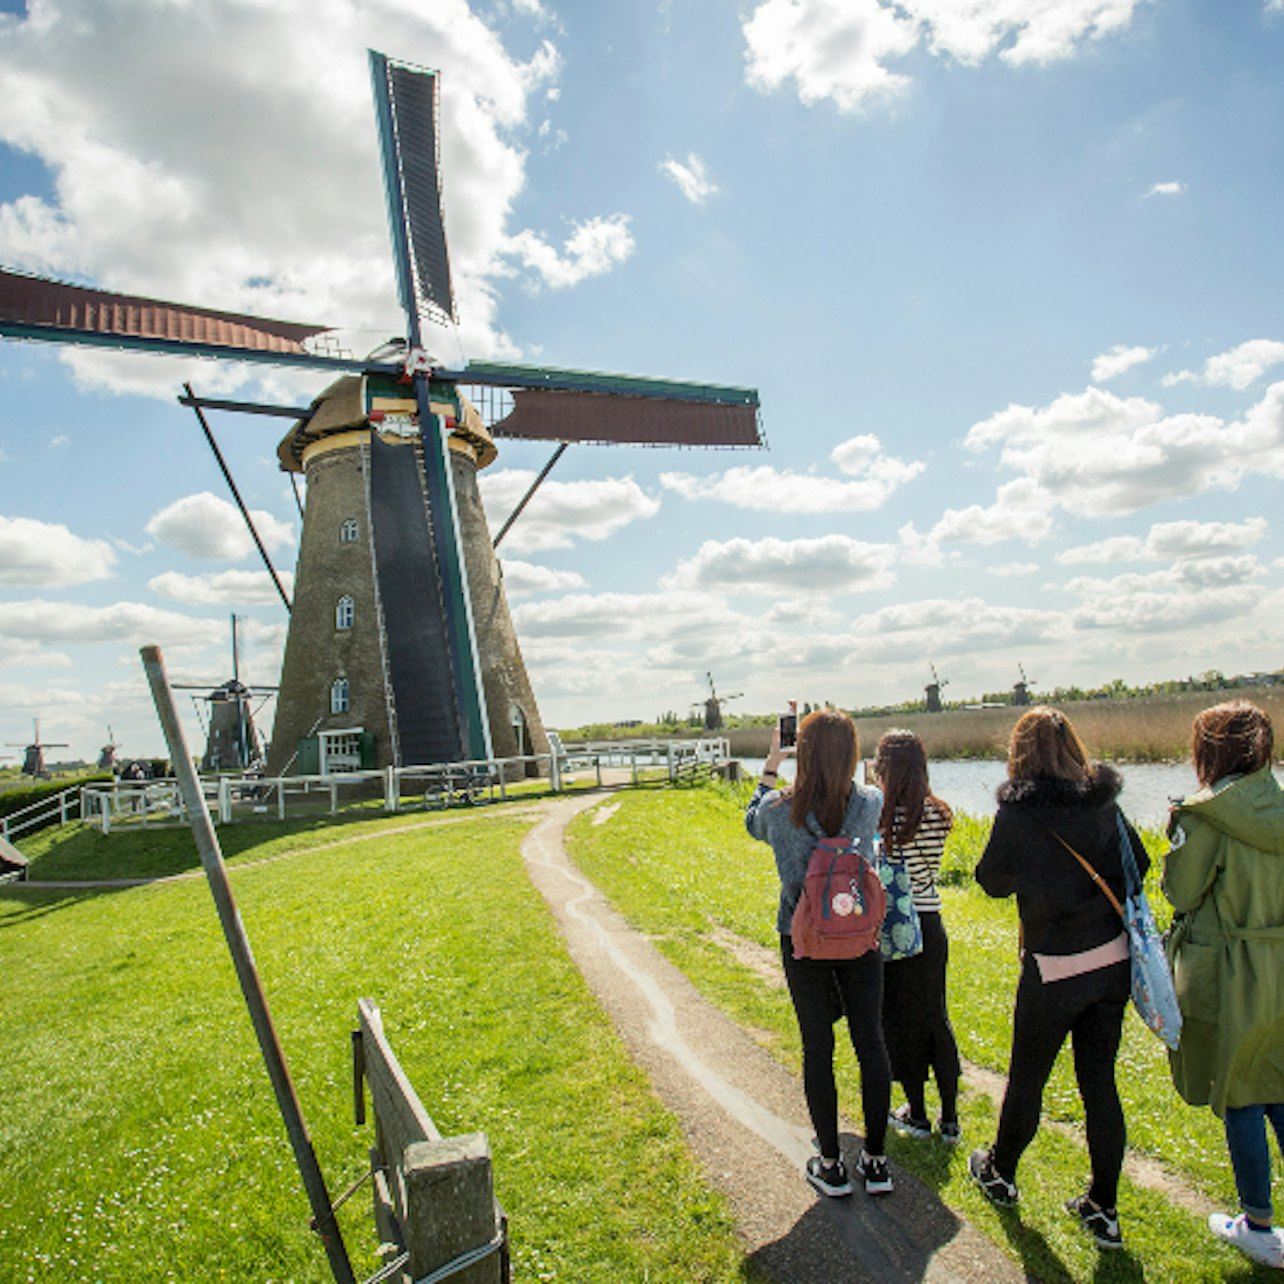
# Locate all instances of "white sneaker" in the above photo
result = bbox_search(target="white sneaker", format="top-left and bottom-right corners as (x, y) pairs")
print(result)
(1209, 1213), (1284, 1269)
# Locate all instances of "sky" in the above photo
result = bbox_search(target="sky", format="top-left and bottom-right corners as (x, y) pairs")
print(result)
(1, 0), (1282, 765)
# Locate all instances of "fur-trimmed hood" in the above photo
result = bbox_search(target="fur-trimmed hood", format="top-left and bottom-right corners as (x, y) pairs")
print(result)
(995, 763), (1124, 810)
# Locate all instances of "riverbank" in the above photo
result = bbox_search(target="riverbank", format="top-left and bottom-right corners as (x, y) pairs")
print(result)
(722, 687), (1284, 762)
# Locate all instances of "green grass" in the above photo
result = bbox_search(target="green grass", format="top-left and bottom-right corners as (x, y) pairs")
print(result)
(1, 813), (750, 1282)
(565, 781), (1276, 1282)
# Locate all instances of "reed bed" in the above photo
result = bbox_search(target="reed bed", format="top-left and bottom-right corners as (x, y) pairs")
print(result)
(726, 689), (1284, 763)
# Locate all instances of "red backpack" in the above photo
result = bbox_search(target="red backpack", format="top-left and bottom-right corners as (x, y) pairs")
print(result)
(790, 827), (885, 961)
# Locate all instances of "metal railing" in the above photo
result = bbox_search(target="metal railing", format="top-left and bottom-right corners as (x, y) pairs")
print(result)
(20, 738), (733, 839)
(0, 784), (84, 843)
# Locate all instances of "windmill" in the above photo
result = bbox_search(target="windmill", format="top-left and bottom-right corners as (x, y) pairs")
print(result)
(1013, 663), (1036, 707)
(925, 663), (949, 714)
(171, 616), (275, 773)
(0, 50), (762, 779)
(97, 726), (121, 772)
(695, 672), (742, 733)
(7, 720), (69, 778)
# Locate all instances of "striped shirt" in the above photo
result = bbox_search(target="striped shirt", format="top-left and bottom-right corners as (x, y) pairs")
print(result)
(887, 798), (953, 913)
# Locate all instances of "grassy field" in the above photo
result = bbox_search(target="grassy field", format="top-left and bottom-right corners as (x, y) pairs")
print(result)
(565, 780), (1276, 1283)
(0, 812), (749, 1282)
(5, 782), (1278, 1282)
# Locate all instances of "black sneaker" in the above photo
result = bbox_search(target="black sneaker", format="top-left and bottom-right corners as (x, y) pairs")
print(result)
(1066, 1194), (1123, 1249)
(855, 1149), (894, 1195)
(937, 1119), (962, 1146)
(888, 1104), (932, 1138)
(968, 1148), (1018, 1206)
(805, 1156), (853, 1197)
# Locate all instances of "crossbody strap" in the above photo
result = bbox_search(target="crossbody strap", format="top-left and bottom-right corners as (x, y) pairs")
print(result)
(1047, 830), (1125, 920)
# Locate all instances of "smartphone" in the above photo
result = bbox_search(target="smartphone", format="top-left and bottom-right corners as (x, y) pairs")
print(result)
(778, 710), (797, 749)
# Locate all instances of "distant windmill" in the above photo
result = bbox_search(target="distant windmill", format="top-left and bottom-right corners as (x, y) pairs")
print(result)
(171, 616), (276, 773)
(97, 726), (120, 772)
(695, 672), (743, 733)
(0, 50), (763, 780)
(925, 663), (949, 714)
(7, 720), (69, 778)
(1013, 663), (1036, 707)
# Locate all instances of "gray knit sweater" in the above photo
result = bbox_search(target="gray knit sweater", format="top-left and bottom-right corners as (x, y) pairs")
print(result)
(745, 781), (884, 935)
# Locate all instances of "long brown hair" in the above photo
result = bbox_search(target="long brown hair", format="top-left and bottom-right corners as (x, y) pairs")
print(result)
(875, 728), (953, 848)
(784, 708), (859, 836)
(1007, 706), (1091, 782)
(1192, 700), (1273, 787)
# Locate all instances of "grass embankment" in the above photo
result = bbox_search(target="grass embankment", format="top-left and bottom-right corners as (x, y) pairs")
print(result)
(566, 781), (1271, 1283)
(0, 814), (748, 1282)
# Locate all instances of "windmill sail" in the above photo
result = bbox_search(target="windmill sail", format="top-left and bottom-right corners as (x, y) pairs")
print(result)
(369, 51), (455, 331)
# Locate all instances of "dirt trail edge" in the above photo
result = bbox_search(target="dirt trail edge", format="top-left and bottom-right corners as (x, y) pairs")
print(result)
(523, 794), (1024, 1284)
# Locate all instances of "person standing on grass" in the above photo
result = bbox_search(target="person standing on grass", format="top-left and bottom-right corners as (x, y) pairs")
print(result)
(968, 706), (1146, 1252)
(1164, 701), (1284, 1272)
(874, 730), (963, 1145)
(745, 708), (894, 1199)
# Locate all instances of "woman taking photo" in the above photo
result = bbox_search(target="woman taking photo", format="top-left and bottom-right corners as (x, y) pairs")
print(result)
(746, 708), (893, 1198)
(875, 730), (962, 1144)
(1165, 701), (1284, 1270)
(969, 707), (1145, 1251)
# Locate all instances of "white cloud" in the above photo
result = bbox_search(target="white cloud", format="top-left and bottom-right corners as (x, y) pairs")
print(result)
(496, 559), (587, 597)
(0, 515), (117, 585)
(743, 0), (1141, 113)
(661, 534), (896, 595)
(1091, 344), (1157, 382)
(503, 214), (635, 290)
(478, 470), (659, 551)
(993, 562), (1040, 577)
(145, 492), (295, 561)
(964, 382), (1284, 516)
(903, 477), (1056, 558)
(1058, 516), (1267, 566)
(1163, 339), (1284, 391)
(660, 153), (719, 205)
(0, 598), (216, 646)
(852, 597), (1070, 661)
(0, 1), (620, 391)
(1144, 181), (1185, 198)
(147, 568), (295, 606)
(661, 434), (922, 512)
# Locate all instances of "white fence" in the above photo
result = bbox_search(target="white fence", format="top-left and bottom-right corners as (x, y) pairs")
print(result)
(70, 737), (731, 834)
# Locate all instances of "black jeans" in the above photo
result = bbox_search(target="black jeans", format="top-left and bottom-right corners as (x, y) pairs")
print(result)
(781, 936), (891, 1158)
(993, 956), (1129, 1208)
(881, 910), (962, 1118)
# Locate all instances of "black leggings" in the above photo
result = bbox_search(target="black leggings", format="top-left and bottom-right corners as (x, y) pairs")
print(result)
(993, 957), (1129, 1208)
(781, 936), (891, 1158)
(881, 910), (961, 1121)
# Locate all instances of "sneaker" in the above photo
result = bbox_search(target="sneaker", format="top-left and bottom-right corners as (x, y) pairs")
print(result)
(968, 1148), (1018, 1206)
(1065, 1193), (1123, 1249)
(1209, 1213), (1284, 1269)
(805, 1155), (853, 1198)
(888, 1104), (932, 1138)
(855, 1149), (894, 1195)
(937, 1119), (962, 1146)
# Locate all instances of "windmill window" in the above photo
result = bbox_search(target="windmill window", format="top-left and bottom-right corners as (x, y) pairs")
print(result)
(330, 678), (350, 714)
(339, 518), (359, 543)
(336, 595), (355, 630)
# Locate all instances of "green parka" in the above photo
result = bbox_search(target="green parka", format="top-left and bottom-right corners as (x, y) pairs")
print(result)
(1164, 764), (1284, 1115)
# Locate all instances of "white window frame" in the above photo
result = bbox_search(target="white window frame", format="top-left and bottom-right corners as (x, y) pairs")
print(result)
(336, 594), (355, 630)
(330, 677), (350, 714)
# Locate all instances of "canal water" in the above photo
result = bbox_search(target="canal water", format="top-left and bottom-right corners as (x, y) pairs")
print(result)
(734, 757), (1267, 828)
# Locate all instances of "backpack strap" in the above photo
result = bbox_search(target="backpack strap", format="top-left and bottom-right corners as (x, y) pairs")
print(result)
(1047, 829), (1124, 920)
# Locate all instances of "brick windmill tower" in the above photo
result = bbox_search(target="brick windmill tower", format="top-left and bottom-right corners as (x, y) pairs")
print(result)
(0, 51), (762, 777)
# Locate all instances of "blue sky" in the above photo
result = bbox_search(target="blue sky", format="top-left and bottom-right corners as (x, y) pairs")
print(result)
(1, 0), (1282, 763)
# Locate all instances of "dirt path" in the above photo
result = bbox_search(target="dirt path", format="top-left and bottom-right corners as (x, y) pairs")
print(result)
(523, 793), (1025, 1283)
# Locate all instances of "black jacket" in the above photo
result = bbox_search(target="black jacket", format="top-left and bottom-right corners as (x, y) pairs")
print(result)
(975, 766), (1148, 957)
